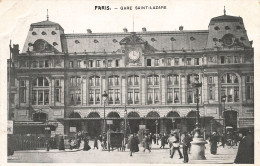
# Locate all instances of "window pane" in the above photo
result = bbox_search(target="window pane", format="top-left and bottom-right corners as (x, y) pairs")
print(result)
(95, 77), (100, 86)
(174, 75), (179, 85)
(134, 89), (139, 104)
(38, 90), (43, 105)
(108, 89), (113, 104)
(134, 76), (139, 85)
(38, 77), (43, 86)
(55, 88), (60, 102)
(168, 76), (173, 85)
(154, 76), (159, 85)
(95, 89), (100, 104)
(128, 89), (133, 104)
(89, 90), (94, 104)
(167, 88), (173, 103)
(115, 89), (120, 104)
(147, 89), (153, 104)
(234, 87), (239, 102)
(44, 90), (49, 105)
(174, 88), (179, 103)
(32, 90), (37, 105)
(154, 88), (160, 104)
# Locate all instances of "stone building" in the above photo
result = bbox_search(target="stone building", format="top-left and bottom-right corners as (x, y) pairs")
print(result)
(8, 12), (254, 138)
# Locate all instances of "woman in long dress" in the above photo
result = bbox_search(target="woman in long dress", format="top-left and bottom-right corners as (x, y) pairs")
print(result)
(83, 137), (91, 151)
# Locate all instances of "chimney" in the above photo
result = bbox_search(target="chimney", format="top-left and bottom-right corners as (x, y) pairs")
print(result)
(123, 28), (128, 33)
(87, 29), (92, 34)
(142, 27), (147, 32)
(13, 44), (19, 55)
(179, 26), (183, 31)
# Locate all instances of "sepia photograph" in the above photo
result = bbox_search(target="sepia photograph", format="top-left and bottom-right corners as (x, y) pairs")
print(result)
(0, 0), (258, 164)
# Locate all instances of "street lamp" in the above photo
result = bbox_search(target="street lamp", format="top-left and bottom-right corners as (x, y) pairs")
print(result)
(155, 120), (158, 145)
(221, 95), (227, 135)
(190, 76), (207, 160)
(102, 91), (108, 133)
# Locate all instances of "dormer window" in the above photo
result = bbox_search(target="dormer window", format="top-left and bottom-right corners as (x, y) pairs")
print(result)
(53, 42), (58, 46)
(170, 37), (176, 41)
(236, 26), (242, 30)
(41, 31), (47, 35)
(151, 38), (156, 42)
(213, 38), (218, 42)
(32, 32), (37, 35)
(214, 26), (220, 30)
(113, 39), (118, 43)
(225, 26), (230, 30)
(51, 31), (57, 35)
(75, 40), (80, 44)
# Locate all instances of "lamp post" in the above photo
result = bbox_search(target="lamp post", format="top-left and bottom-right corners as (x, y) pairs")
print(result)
(102, 91), (108, 133)
(155, 120), (158, 145)
(190, 76), (207, 160)
(221, 95), (227, 136)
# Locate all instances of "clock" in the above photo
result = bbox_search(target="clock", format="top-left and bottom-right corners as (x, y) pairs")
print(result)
(128, 50), (140, 61)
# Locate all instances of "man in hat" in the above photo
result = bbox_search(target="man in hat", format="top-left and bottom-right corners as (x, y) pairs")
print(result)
(182, 132), (191, 163)
(234, 129), (254, 164)
(168, 131), (183, 159)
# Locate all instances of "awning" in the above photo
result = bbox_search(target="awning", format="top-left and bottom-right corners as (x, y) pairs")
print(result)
(14, 121), (58, 127)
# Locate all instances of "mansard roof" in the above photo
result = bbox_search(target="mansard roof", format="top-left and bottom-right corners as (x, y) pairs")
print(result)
(30, 20), (64, 31)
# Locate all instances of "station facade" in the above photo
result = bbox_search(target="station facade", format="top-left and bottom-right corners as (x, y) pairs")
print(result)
(8, 12), (254, 138)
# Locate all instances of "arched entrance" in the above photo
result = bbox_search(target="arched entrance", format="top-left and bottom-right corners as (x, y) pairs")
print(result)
(146, 111), (160, 134)
(69, 112), (82, 132)
(33, 112), (48, 122)
(127, 111), (141, 134)
(107, 112), (121, 132)
(186, 111), (197, 132)
(166, 111), (181, 134)
(87, 112), (101, 137)
(223, 110), (238, 131)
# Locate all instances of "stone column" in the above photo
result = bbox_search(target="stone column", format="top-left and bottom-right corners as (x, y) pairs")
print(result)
(50, 78), (55, 106)
(241, 75), (246, 102)
(161, 75), (166, 105)
(181, 74), (186, 104)
(121, 76), (126, 105)
(82, 76), (87, 105)
(203, 74), (208, 102)
(214, 74), (219, 101)
(60, 79), (65, 105)
(141, 75), (146, 105)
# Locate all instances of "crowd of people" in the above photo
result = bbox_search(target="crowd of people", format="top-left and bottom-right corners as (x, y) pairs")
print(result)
(47, 128), (254, 164)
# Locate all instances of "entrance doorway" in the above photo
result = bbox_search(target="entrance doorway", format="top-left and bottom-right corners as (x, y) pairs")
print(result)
(107, 112), (121, 132)
(87, 112), (102, 138)
(146, 111), (160, 134)
(186, 111), (197, 132)
(224, 110), (238, 130)
(69, 112), (82, 132)
(127, 111), (141, 134)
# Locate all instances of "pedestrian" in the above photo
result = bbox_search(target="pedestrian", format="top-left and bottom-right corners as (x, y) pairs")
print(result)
(160, 133), (166, 149)
(234, 129), (254, 164)
(58, 136), (65, 150)
(143, 135), (151, 152)
(209, 132), (218, 155)
(83, 137), (91, 151)
(93, 136), (99, 149)
(187, 132), (192, 154)
(168, 132), (183, 159)
(129, 133), (139, 156)
(46, 139), (50, 152)
(182, 132), (191, 163)
(220, 134), (226, 148)
(70, 137), (76, 150)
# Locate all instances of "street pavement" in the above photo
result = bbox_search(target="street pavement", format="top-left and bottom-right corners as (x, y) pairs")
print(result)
(8, 140), (238, 163)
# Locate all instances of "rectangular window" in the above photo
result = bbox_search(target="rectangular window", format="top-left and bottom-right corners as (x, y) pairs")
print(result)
(154, 59), (159, 66)
(246, 76), (251, 83)
(115, 77), (119, 86)
(227, 87), (233, 102)
(108, 60), (112, 67)
(174, 58), (179, 65)
(95, 89), (100, 104)
(38, 77), (43, 86)
(234, 87), (239, 102)
(154, 76), (159, 85)
(195, 58), (199, 65)
(44, 60), (49, 67)
(69, 61), (74, 68)
(187, 90), (193, 103)
(134, 89), (139, 104)
(134, 76), (139, 85)
(95, 77), (100, 86)
(108, 77), (113, 86)
(44, 90), (49, 105)
(70, 93), (75, 105)
(128, 89), (133, 104)
(88, 60), (93, 68)
(186, 58), (191, 65)
(115, 89), (120, 104)
(128, 77), (133, 86)
(108, 89), (113, 104)
(174, 75), (179, 85)
(89, 90), (94, 105)
(174, 88), (179, 103)
(154, 88), (160, 104)
(96, 60), (100, 67)
(227, 74), (232, 83)
(167, 88), (173, 103)
(187, 75), (191, 84)
(33, 61), (38, 68)
(147, 59), (151, 66)
(32, 90), (37, 105)
(55, 88), (60, 102)
(77, 60), (81, 68)
(76, 77), (81, 86)
(234, 56), (239, 63)
(70, 77), (75, 87)
(148, 77), (153, 85)
(115, 59), (120, 67)
(147, 89), (153, 104)
(20, 88), (26, 103)
(38, 90), (43, 105)
(39, 60), (44, 68)
(103, 60), (106, 67)
(167, 58), (171, 66)
(246, 86), (251, 99)
(209, 86), (214, 100)
(55, 80), (60, 87)
(221, 56), (225, 64)
(76, 90), (81, 105)
(167, 76), (173, 85)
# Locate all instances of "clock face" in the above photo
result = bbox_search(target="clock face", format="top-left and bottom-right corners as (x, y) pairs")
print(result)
(128, 51), (140, 61)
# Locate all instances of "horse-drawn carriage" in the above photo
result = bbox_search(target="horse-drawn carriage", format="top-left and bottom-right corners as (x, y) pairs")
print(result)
(106, 131), (124, 151)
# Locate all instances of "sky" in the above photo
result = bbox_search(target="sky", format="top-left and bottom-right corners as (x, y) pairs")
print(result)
(0, 0), (260, 163)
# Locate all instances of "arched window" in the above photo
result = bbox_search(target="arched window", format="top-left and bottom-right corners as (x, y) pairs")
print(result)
(33, 39), (52, 52)
(221, 73), (240, 102)
(167, 74), (180, 104)
(89, 76), (101, 105)
(32, 77), (49, 105)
